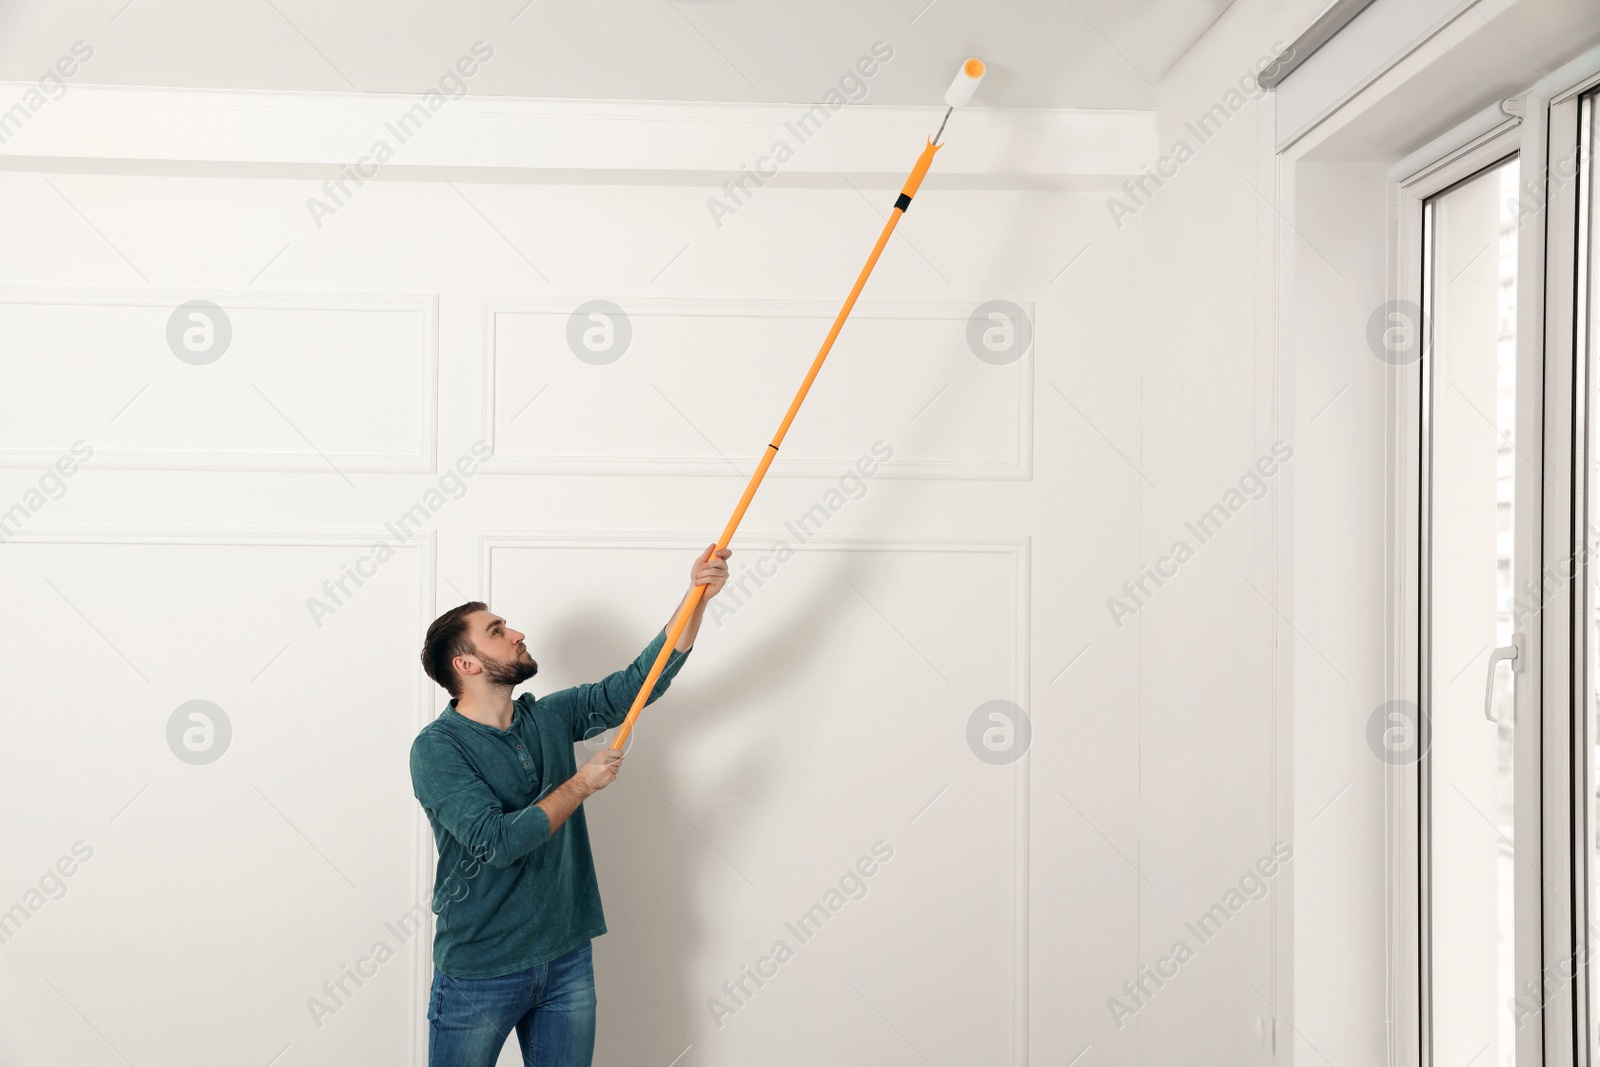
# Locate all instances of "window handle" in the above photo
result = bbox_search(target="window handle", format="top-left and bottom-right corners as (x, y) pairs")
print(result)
(1484, 634), (1525, 722)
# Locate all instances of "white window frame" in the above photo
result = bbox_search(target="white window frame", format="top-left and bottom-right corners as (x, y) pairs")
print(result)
(1548, 77), (1600, 1067)
(1390, 100), (1555, 1067)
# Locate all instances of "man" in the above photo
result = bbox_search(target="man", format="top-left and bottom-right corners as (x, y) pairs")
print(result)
(411, 544), (731, 1067)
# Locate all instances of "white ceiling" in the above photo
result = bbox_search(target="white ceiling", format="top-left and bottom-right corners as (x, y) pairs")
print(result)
(0, 0), (1232, 110)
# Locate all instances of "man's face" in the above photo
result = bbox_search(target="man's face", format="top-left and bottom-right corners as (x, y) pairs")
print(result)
(461, 611), (538, 689)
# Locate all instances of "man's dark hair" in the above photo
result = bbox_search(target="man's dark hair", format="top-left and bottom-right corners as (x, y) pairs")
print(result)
(421, 601), (487, 698)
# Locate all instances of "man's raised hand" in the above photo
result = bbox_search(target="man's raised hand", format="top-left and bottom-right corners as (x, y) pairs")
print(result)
(690, 543), (732, 598)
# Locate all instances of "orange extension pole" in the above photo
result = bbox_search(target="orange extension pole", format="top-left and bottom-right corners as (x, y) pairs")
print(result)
(609, 134), (945, 751)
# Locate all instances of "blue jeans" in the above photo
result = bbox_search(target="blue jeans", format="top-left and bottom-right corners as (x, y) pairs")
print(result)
(427, 940), (597, 1067)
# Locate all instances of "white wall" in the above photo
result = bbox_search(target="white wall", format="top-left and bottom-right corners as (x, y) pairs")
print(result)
(1128, 0), (1335, 1063)
(1283, 157), (1392, 1065)
(0, 89), (1154, 1066)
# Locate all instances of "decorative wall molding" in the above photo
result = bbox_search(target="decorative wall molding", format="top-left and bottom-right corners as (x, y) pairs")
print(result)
(480, 296), (1033, 480)
(0, 522), (430, 547)
(2, 522), (440, 1067)
(474, 529), (1031, 1062)
(0, 287), (438, 472)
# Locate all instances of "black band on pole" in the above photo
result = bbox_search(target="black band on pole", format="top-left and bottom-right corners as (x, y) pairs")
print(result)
(894, 193), (913, 212)
(767, 443), (779, 452)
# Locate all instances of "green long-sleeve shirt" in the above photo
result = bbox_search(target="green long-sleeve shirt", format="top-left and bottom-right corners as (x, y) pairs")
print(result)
(409, 627), (690, 978)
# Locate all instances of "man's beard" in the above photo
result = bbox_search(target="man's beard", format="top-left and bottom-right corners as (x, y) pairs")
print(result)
(480, 649), (538, 687)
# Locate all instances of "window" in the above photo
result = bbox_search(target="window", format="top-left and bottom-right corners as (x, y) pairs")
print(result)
(1398, 99), (1560, 1067)
(1405, 80), (1600, 1067)
(1422, 153), (1523, 1067)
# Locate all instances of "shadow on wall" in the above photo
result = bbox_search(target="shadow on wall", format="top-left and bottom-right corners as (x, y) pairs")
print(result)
(525, 519), (897, 1063)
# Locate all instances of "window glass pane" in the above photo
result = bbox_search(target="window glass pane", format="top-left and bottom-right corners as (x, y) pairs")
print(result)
(1427, 154), (1519, 1067)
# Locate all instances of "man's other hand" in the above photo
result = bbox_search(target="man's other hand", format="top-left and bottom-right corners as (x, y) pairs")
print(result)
(577, 749), (624, 795)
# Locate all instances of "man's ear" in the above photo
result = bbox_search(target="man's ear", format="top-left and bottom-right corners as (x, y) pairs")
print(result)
(453, 653), (481, 679)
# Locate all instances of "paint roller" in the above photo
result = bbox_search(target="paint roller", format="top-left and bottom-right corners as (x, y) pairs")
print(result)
(608, 59), (986, 751)
(942, 58), (986, 115)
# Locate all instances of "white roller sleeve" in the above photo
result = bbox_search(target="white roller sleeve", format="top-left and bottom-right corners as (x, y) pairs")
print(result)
(943, 58), (986, 108)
